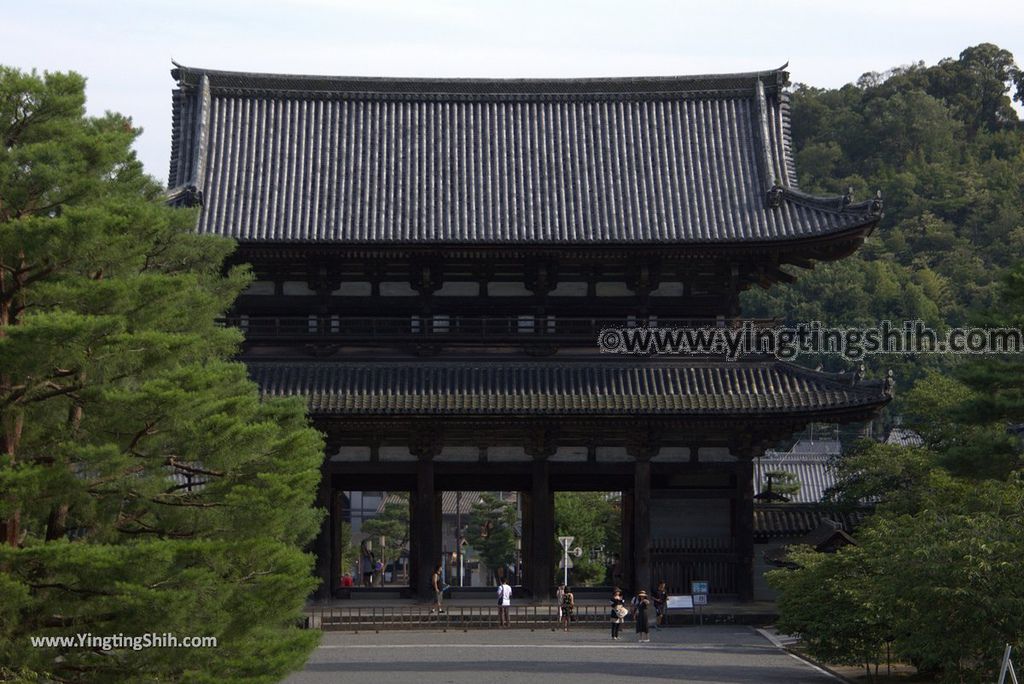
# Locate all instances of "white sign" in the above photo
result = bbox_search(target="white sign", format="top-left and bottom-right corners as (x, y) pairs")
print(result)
(693, 593), (708, 606)
(558, 558), (574, 569)
(667, 595), (694, 610)
(558, 536), (575, 547)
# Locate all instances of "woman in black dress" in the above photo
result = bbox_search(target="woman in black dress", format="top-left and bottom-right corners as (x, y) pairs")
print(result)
(610, 588), (627, 640)
(634, 589), (651, 642)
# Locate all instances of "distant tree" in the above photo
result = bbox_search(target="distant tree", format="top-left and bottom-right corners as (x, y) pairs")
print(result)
(0, 66), (322, 682)
(763, 46), (1024, 682)
(760, 471), (800, 500)
(361, 497), (409, 581)
(338, 521), (358, 579)
(465, 493), (517, 583)
(554, 492), (621, 586)
(743, 43), (1024, 394)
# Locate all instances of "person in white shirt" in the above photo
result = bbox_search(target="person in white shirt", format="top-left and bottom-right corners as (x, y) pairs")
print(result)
(497, 579), (512, 627)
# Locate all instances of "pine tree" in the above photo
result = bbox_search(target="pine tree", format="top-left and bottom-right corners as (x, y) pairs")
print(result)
(465, 493), (517, 583)
(0, 66), (323, 682)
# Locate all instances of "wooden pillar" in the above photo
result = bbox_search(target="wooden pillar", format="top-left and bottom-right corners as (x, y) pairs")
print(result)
(329, 490), (342, 593)
(632, 453), (653, 594)
(312, 461), (333, 600)
(529, 455), (554, 600)
(735, 456), (755, 601)
(411, 444), (440, 601)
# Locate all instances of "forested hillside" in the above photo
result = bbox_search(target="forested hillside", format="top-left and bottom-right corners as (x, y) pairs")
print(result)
(765, 46), (1024, 682)
(742, 43), (1024, 387)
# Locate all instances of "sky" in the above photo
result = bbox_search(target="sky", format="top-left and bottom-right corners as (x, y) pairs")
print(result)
(3, 0), (1022, 180)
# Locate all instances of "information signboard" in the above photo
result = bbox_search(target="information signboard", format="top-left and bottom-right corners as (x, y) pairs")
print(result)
(667, 595), (694, 609)
(691, 580), (709, 595)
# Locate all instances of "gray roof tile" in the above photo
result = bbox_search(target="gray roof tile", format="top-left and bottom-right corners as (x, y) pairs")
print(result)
(753, 505), (866, 540)
(755, 456), (837, 504)
(168, 65), (881, 245)
(247, 359), (890, 416)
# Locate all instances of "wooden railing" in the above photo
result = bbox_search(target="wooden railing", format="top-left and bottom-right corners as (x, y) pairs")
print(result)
(304, 603), (613, 631)
(222, 315), (774, 345)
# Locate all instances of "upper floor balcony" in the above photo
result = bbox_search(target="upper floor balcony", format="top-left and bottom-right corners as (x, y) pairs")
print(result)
(222, 315), (777, 355)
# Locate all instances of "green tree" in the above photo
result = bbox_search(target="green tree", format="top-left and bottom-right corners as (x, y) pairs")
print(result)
(338, 521), (358, 580)
(554, 492), (621, 586)
(761, 471), (800, 500)
(824, 441), (936, 513)
(361, 497), (409, 582)
(768, 544), (891, 678)
(0, 67), (323, 682)
(862, 474), (1024, 682)
(465, 493), (517, 583)
(779, 473), (1024, 683)
(742, 43), (1024, 394)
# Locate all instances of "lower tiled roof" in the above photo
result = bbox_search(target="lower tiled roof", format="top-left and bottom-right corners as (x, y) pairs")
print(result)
(754, 504), (867, 540)
(248, 359), (889, 416)
(382, 491), (519, 516)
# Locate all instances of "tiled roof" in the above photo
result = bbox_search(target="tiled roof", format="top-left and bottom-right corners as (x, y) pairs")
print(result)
(787, 438), (841, 456)
(168, 64), (881, 245)
(754, 455), (837, 504)
(248, 359), (890, 416)
(753, 505), (867, 540)
(885, 427), (924, 447)
(382, 491), (518, 516)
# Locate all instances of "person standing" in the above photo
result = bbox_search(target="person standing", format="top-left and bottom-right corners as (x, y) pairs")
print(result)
(634, 589), (651, 643)
(610, 588), (627, 640)
(359, 543), (375, 588)
(497, 578), (512, 627)
(653, 580), (668, 630)
(431, 564), (445, 614)
(560, 586), (575, 632)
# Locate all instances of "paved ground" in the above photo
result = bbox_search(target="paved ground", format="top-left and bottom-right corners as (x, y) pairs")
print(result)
(283, 625), (837, 684)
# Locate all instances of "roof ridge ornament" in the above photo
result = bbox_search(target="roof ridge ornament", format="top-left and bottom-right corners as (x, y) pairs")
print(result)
(883, 369), (895, 397)
(870, 190), (884, 216)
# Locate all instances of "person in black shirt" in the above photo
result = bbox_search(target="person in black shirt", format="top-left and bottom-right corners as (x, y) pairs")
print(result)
(653, 580), (668, 630)
(610, 588), (627, 640)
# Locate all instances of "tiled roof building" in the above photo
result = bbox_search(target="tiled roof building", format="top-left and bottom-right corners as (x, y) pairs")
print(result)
(167, 64), (889, 601)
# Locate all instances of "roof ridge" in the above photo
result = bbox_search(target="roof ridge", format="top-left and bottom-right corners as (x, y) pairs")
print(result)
(170, 63), (790, 97)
